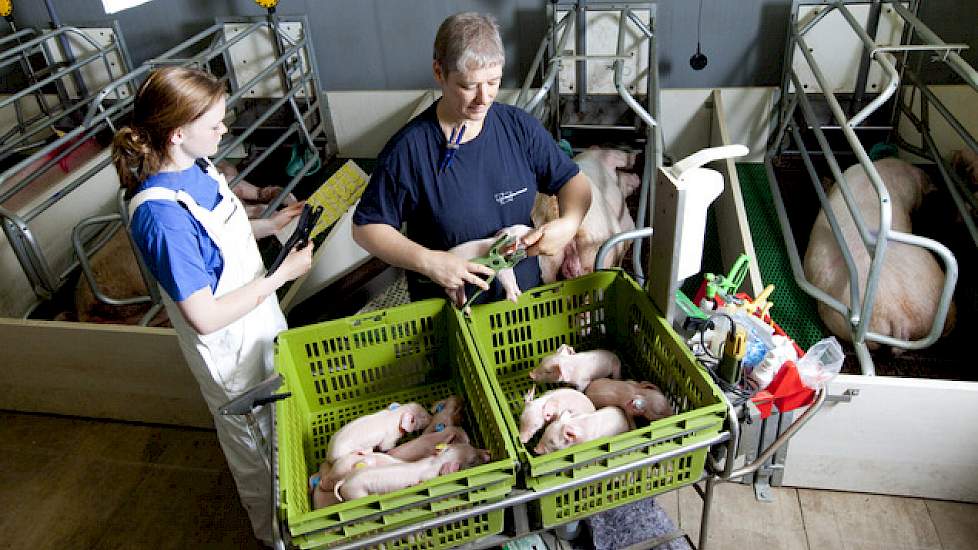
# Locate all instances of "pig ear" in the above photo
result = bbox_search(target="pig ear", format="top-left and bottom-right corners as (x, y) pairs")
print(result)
(636, 381), (660, 391)
(542, 400), (557, 420)
(555, 363), (565, 380)
(400, 412), (415, 432)
(557, 344), (575, 355)
(628, 397), (646, 414)
(524, 386), (536, 402)
(557, 410), (573, 423)
(562, 423), (579, 441)
(479, 450), (492, 463)
(439, 462), (461, 475)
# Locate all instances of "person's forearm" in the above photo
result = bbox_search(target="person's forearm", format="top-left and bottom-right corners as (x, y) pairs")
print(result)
(352, 223), (432, 274)
(177, 272), (285, 335)
(557, 172), (592, 224)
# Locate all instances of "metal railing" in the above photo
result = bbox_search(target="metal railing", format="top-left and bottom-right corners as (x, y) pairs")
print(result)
(765, 0), (969, 375)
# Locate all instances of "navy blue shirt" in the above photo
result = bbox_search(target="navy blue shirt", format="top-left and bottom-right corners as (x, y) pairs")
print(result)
(354, 101), (579, 302)
(129, 161), (224, 302)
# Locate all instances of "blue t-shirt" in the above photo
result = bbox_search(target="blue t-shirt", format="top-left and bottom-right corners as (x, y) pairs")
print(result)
(353, 101), (579, 303)
(129, 160), (224, 302)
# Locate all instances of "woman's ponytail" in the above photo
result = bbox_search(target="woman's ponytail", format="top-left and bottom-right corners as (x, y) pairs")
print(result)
(112, 125), (162, 197)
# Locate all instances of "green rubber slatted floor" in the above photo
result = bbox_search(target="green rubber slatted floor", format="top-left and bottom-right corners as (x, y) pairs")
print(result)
(736, 163), (826, 350)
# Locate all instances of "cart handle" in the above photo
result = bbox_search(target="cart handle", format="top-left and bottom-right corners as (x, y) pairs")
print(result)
(218, 373), (291, 416)
(718, 385), (828, 481)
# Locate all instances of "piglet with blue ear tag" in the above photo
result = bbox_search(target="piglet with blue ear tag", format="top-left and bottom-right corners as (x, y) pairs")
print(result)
(585, 379), (673, 422)
(423, 395), (465, 434)
(326, 402), (431, 464)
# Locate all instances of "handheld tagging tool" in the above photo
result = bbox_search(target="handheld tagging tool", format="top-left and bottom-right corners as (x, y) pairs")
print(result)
(267, 203), (323, 276)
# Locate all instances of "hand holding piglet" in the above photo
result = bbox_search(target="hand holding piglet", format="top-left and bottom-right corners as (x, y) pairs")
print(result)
(529, 344), (621, 391)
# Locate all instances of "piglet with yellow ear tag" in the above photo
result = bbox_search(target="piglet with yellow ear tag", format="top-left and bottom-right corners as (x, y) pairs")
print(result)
(309, 450), (404, 509)
(388, 426), (471, 462)
(332, 443), (491, 502)
(326, 402), (431, 463)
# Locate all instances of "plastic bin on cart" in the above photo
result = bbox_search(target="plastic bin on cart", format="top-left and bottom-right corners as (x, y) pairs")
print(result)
(274, 298), (518, 549)
(463, 270), (727, 528)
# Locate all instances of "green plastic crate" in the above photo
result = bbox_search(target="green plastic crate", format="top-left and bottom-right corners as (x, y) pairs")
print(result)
(274, 298), (518, 549)
(463, 270), (727, 527)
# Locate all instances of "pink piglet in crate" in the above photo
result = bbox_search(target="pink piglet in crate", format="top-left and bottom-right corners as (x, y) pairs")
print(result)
(585, 378), (673, 422)
(325, 402), (431, 463)
(518, 386), (595, 443)
(423, 395), (465, 434)
(529, 344), (622, 391)
(533, 407), (634, 455)
(333, 443), (491, 501)
(389, 426), (471, 462)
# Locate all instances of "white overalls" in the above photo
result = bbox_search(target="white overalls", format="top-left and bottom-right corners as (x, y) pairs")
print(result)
(129, 161), (286, 544)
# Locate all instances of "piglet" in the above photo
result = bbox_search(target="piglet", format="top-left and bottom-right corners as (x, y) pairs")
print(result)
(585, 379), (673, 422)
(309, 451), (403, 509)
(325, 402), (431, 463)
(388, 426), (471, 462)
(518, 386), (595, 443)
(533, 407), (634, 455)
(529, 344), (622, 391)
(423, 395), (464, 434)
(333, 443), (491, 502)
(445, 224), (533, 308)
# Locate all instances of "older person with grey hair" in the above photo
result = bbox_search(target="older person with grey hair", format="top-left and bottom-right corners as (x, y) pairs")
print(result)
(353, 12), (591, 305)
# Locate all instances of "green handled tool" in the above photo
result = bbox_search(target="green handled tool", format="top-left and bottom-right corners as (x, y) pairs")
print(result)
(462, 234), (527, 311)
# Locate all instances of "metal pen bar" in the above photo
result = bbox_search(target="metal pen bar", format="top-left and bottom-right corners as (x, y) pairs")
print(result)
(71, 215), (152, 307)
(0, 207), (58, 297)
(793, 75), (876, 251)
(259, 144), (318, 218)
(0, 25), (107, 63)
(323, 432), (729, 550)
(793, 32), (893, 344)
(897, 102), (978, 247)
(224, 37), (308, 107)
(891, 1), (978, 90)
(595, 227), (652, 272)
(789, 123), (863, 320)
(24, 152), (117, 224)
(45, 0), (89, 99)
(901, 68), (978, 152)
(613, 9), (657, 129)
(213, 73), (313, 169)
(762, 153), (849, 317)
(0, 45), (118, 110)
(635, 3), (660, 282)
(0, 114), (110, 204)
(850, 0), (882, 117)
(861, 229), (958, 349)
(831, 3), (901, 128)
(523, 8), (575, 115)
(222, 124), (299, 189)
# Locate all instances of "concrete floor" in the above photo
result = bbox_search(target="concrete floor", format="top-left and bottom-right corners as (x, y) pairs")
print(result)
(2, 411), (975, 550)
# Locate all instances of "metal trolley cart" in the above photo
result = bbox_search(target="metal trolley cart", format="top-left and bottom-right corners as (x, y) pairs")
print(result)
(765, 0), (974, 375)
(224, 267), (827, 550)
